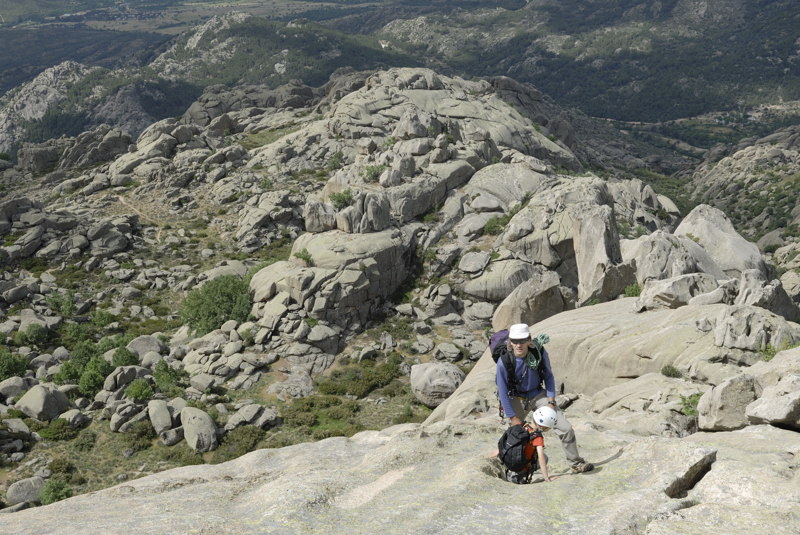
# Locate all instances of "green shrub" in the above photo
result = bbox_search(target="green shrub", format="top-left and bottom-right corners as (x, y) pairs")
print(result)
(316, 358), (402, 398)
(329, 189), (354, 210)
(293, 248), (314, 266)
(46, 291), (76, 318)
(37, 419), (79, 441)
(680, 393), (703, 416)
(326, 151), (344, 171)
(123, 420), (156, 452)
(72, 429), (97, 452)
(57, 322), (91, 347)
(48, 457), (84, 484)
(158, 445), (204, 466)
(392, 404), (416, 424)
(91, 309), (117, 327)
(48, 457), (76, 475)
(0, 349), (28, 380)
(14, 323), (49, 347)
(210, 425), (266, 463)
(361, 164), (386, 183)
(112, 347), (139, 367)
(483, 215), (506, 235)
(39, 479), (72, 505)
(661, 364), (682, 378)
(125, 378), (154, 402)
(78, 356), (112, 397)
(153, 360), (184, 397)
(624, 283), (642, 297)
(180, 275), (251, 336)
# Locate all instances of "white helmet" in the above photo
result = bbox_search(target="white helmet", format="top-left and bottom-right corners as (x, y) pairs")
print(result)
(532, 406), (558, 428)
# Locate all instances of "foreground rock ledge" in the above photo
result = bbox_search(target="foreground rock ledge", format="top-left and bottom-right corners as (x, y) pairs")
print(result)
(5, 417), (798, 535)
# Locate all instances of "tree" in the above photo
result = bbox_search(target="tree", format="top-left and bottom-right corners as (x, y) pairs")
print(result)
(180, 275), (250, 336)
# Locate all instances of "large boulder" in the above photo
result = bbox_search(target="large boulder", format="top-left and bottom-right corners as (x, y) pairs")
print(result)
(745, 374), (800, 430)
(734, 269), (800, 322)
(15, 384), (70, 421)
(621, 230), (727, 284)
(180, 407), (219, 453)
(491, 268), (566, 330)
(674, 205), (767, 277)
(5, 476), (45, 506)
(410, 362), (465, 408)
(634, 272), (720, 311)
(697, 374), (756, 431)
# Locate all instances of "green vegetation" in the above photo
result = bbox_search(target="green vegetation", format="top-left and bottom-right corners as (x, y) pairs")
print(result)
(179, 275), (251, 336)
(36, 419), (80, 442)
(293, 248), (315, 266)
(0, 349), (28, 380)
(211, 425), (266, 464)
(13, 324), (50, 347)
(153, 360), (186, 398)
(315, 353), (403, 398)
(78, 356), (113, 397)
(240, 124), (302, 150)
(39, 479), (73, 505)
(326, 151), (345, 172)
(112, 347), (139, 367)
(660, 364), (682, 378)
(624, 283), (641, 297)
(125, 378), (155, 402)
(329, 188), (354, 210)
(361, 164), (386, 183)
(122, 420), (157, 453)
(483, 195), (531, 235)
(680, 393), (703, 417)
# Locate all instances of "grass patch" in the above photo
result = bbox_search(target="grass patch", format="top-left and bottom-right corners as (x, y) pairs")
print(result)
(239, 124), (301, 150)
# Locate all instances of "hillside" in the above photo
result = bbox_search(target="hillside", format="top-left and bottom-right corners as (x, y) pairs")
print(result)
(1, 66), (799, 523)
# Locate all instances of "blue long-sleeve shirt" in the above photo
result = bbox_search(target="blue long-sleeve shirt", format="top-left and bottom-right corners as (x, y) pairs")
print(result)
(496, 347), (556, 419)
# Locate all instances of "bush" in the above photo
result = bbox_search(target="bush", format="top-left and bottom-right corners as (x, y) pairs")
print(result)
(48, 457), (84, 484)
(211, 425), (266, 463)
(0, 349), (28, 380)
(72, 429), (97, 452)
(293, 248), (314, 266)
(58, 322), (91, 347)
(316, 358), (402, 398)
(37, 419), (79, 441)
(624, 283), (642, 297)
(329, 189), (354, 210)
(46, 291), (75, 317)
(125, 378), (154, 402)
(39, 479), (72, 505)
(361, 164), (386, 183)
(680, 393), (703, 416)
(326, 150), (344, 171)
(123, 420), (156, 452)
(660, 364), (682, 378)
(14, 323), (50, 347)
(91, 309), (117, 327)
(153, 360), (184, 397)
(78, 356), (112, 397)
(112, 347), (139, 367)
(180, 275), (251, 336)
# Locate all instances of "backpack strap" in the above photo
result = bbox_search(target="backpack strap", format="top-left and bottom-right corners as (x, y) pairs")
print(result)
(498, 346), (521, 397)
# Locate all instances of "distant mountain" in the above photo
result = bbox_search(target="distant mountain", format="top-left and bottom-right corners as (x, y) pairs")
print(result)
(2, 0), (798, 125)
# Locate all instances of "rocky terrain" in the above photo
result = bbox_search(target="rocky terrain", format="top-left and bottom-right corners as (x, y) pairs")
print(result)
(0, 62), (798, 533)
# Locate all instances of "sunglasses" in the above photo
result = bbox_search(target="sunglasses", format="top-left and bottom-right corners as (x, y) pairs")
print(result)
(509, 338), (530, 345)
